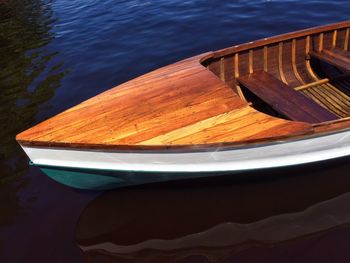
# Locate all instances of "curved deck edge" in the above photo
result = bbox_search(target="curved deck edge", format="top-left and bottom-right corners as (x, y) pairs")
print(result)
(207, 20), (350, 59)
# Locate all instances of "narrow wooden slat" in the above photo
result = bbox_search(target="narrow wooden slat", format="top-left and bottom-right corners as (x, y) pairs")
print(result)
(304, 88), (344, 117)
(319, 87), (350, 116)
(263, 46), (268, 72)
(306, 35), (311, 54)
(300, 89), (328, 114)
(307, 87), (348, 117)
(234, 53), (246, 101)
(249, 50), (253, 74)
(326, 83), (350, 103)
(345, 28), (350, 51)
(319, 33), (324, 52)
(295, 79), (329, 91)
(234, 53), (239, 78)
(292, 39), (305, 84)
(295, 73), (350, 91)
(332, 30), (338, 48)
(220, 57), (225, 81)
(305, 36), (323, 81)
(323, 84), (350, 110)
(313, 115), (350, 128)
(317, 82), (350, 118)
(305, 35), (319, 81)
(278, 42), (288, 84)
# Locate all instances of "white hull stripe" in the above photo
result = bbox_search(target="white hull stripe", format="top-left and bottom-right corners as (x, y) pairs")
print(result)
(21, 130), (350, 173)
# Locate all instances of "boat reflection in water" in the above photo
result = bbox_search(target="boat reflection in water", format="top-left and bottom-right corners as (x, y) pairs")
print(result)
(75, 157), (350, 263)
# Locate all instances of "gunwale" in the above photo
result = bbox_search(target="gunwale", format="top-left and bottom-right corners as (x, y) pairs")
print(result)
(16, 21), (350, 151)
(18, 124), (350, 153)
(206, 20), (350, 59)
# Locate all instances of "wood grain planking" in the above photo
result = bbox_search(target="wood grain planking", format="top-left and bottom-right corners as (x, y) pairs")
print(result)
(252, 48), (264, 73)
(60, 97), (233, 145)
(97, 90), (238, 144)
(141, 107), (255, 145)
(142, 107), (310, 145)
(335, 28), (346, 50)
(265, 44), (280, 81)
(17, 54), (247, 146)
(34, 79), (240, 142)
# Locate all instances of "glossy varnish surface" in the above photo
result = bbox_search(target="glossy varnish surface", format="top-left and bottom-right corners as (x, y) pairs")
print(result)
(17, 55), (312, 149)
(16, 21), (350, 150)
(238, 70), (338, 123)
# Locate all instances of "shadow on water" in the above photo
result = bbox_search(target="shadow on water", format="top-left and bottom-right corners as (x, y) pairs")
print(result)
(0, 0), (69, 253)
(76, 157), (350, 263)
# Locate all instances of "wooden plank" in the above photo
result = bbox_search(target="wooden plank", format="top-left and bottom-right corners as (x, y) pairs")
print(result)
(345, 28), (350, 51)
(295, 73), (350, 91)
(332, 30), (338, 48)
(263, 46), (268, 71)
(310, 50), (350, 72)
(238, 71), (338, 123)
(324, 48), (350, 59)
(141, 106), (311, 145)
(278, 42), (288, 84)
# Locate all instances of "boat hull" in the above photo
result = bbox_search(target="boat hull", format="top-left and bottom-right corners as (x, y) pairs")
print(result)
(36, 165), (233, 190)
(23, 129), (350, 189)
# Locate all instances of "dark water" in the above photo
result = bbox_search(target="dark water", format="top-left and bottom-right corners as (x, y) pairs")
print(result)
(1, 0), (350, 262)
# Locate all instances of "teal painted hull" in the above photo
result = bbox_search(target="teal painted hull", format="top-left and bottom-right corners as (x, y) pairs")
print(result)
(39, 165), (226, 190)
(40, 166), (128, 190)
(36, 155), (350, 190)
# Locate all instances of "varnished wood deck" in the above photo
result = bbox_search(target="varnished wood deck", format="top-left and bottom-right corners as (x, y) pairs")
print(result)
(16, 21), (350, 150)
(16, 54), (312, 149)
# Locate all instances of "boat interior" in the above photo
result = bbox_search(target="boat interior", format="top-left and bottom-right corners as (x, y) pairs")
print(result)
(202, 24), (350, 124)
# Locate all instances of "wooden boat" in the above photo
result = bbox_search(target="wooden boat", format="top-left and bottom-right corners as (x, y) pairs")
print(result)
(16, 21), (350, 189)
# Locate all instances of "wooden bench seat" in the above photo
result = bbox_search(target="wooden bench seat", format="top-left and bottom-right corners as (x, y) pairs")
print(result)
(310, 48), (350, 72)
(238, 70), (338, 123)
(324, 48), (350, 59)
